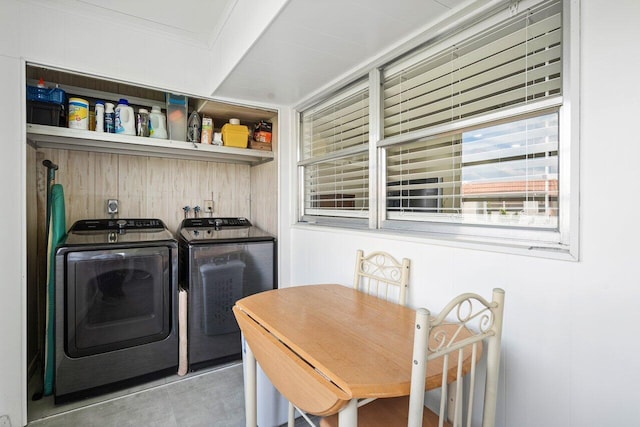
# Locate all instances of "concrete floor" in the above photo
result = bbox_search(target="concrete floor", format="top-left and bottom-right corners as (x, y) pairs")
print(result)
(28, 363), (245, 427)
(27, 362), (319, 427)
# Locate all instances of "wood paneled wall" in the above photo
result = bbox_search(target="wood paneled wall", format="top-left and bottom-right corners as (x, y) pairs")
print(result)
(251, 125), (278, 235)
(26, 146), (40, 376)
(35, 148), (258, 234)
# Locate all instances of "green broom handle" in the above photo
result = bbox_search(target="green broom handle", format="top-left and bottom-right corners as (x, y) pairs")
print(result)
(42, 160), (58, 237)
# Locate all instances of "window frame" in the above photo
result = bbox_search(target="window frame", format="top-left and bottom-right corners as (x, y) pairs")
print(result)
(378, 102), (563, 246)
(298, 80), (371, 228)
(296, 0), (579, 260)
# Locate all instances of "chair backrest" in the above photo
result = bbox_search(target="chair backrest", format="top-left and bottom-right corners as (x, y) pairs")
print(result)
(409, 288), (505, 427)
(353, 249), (411, 306)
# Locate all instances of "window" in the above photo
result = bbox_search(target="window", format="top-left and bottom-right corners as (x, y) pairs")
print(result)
(298, 0), (577, 256)
(384, 113), (560, 227)
(299, 82), (370, 224)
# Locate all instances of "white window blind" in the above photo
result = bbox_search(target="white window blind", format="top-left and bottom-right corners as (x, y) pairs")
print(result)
(303, 153), (369, 217)
(300, 84), (369, 218)
(382, 0), (562, 229)
(383, 0), (562, 137)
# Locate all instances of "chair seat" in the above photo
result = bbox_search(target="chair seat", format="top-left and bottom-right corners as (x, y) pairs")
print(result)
(319, 396), (452, 427)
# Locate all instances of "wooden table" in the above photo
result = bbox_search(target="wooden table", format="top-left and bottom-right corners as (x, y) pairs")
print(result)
(234, 284), (479, 427)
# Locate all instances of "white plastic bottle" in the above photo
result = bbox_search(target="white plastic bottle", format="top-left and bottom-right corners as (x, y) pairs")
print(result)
(115, 98), (136, 135)
(95, 101), (105, 132)
(149, 105), (168, 139)
(105, 102), (115, 133)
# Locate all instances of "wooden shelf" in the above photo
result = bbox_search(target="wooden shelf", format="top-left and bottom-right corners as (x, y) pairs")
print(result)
(26, 124), (274, 166)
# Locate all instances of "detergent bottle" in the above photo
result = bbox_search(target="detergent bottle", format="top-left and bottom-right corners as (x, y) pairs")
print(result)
(104, 102), (115, 133)
(115, 98), (135, 135)
(149, 106), (168, 139)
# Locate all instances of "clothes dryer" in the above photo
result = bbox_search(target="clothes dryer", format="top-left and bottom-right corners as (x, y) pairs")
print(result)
(54, 218), (178, 401)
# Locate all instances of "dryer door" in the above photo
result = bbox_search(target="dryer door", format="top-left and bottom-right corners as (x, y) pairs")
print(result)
(65, 246), (172, 357)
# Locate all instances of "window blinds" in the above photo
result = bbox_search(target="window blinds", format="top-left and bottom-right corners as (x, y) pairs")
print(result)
(301, 85), (369, 217)
(382, 0), (562, 138)
(303, 153), (369, 216)
(383, 0), (561, 228)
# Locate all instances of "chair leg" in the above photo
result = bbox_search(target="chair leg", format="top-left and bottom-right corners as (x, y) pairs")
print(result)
(408, 308), (429, 427)
(289, 403), (320, 427)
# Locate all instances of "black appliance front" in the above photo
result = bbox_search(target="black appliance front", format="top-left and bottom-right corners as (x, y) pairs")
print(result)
(55, 219), (178, 401)
(178, 218), (276, 370)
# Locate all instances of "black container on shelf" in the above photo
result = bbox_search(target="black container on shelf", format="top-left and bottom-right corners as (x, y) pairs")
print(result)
(27, 100), (66, 127)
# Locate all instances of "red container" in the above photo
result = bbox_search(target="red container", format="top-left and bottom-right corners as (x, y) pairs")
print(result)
(253, 121), (272, 143)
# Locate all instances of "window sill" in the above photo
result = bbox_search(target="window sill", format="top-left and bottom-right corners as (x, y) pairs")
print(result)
(292, 221), (578, 261)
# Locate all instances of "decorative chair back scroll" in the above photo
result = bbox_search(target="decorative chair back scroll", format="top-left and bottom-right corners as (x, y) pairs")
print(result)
(353, 249), (411, 306)
(319, 288), (505, 427)
(410, 288), (505, 427)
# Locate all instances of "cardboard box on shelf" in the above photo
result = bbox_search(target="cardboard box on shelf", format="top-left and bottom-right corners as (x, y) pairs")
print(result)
(201, 116), (213, 144)
(249, 140), (272, 151)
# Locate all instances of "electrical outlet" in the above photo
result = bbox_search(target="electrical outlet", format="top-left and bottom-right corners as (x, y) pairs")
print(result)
(107, 199), (119, 215)
(204, 200), (214, 214)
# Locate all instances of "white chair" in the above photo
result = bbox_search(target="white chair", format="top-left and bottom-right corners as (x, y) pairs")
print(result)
(353, 249), (411, 306)
(288, 250), (411, 427)
(320, 288), (505, 427)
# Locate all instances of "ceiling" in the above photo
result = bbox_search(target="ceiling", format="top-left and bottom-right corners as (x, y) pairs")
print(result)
(32, 0), (471, 107)
(213, 0), (467, 107)
(75, 0), (236, 47)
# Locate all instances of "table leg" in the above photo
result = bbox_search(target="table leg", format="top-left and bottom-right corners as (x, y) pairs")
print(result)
(288, 402), (295, 427)
(338, 398), (358, 427)
(244, 338), (257, 427)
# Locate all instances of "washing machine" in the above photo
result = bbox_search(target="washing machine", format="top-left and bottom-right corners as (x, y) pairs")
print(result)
(177, 217), (276, 370)
(54, 218), (178, 401)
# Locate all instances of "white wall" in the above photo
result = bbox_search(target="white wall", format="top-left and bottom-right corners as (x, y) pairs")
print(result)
(0, 0), (237, 424)
(4, 1), (213, 95)
(279, 1), (640, 426)
(0, 53), (28, 426)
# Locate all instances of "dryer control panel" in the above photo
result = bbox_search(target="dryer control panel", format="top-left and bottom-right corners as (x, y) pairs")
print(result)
(182, 217), (252, 229)
(70, 218), (166, 231)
